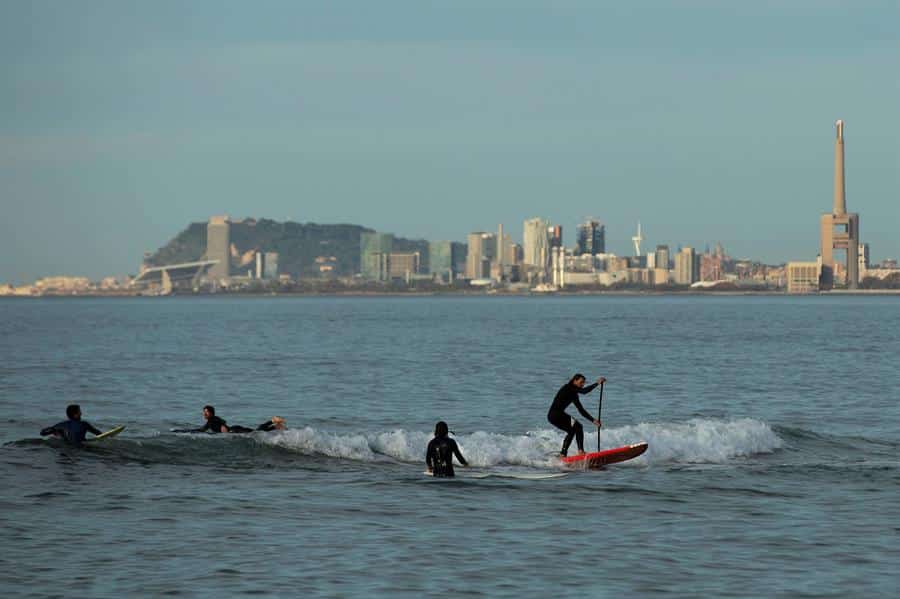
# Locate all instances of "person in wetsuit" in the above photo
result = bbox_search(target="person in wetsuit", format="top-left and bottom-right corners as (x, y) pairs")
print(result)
(426, 421), (468, 477)
(40, 404), (102, 445)
(182, 406), (286, 433)
(547, 373), (605, 456)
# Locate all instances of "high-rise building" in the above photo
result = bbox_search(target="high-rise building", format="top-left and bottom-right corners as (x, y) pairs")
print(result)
(655, 245), (670, 271)
(575, 219), (605, 256)
(819, 120), (860, 290)
(360, 232), (394, 281)
(429, 241), (454, 281)
(207, 215), (231, 280)
(264, 252), (279, 279)
(466, 232), (495, 279)
(674, 247), (699, 285)
(523, 218), (551, 269)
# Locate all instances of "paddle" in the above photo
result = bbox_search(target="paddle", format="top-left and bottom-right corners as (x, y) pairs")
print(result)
(597, 381), (604, 452)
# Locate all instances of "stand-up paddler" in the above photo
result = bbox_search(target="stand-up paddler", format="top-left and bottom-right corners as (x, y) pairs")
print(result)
(547, 374), (604, 456)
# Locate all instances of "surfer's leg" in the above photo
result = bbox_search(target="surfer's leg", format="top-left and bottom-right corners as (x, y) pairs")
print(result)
(228, 425), (254, 433)
(573, 420), (585, 453)
(548, 411), (575, 456)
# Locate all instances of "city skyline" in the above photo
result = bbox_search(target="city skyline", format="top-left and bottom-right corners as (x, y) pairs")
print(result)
(2, 2), (899, 284)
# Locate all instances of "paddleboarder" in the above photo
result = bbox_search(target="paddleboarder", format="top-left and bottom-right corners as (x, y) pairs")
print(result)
(547, 374), (604, 457)
(426, 421), (468, 477)
(40, 404), (102, 445)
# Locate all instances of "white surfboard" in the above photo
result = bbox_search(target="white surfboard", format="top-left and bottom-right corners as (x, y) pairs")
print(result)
(424, 469), (567, 480)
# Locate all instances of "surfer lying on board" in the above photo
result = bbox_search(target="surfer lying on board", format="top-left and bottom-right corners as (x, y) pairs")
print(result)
(40, 404), (102, 445)
(547, 374), (604, 457)
(178, 406), (287, 433)
(426, 421), (468, 477)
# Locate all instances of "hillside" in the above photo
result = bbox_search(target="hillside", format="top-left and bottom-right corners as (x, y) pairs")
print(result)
(145, 219), (432, 277)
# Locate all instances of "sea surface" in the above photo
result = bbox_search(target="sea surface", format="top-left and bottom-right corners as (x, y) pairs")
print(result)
(1, 296), (898, 597)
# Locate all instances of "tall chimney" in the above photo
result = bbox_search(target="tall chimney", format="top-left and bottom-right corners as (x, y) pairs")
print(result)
(833, 120), (846, 215)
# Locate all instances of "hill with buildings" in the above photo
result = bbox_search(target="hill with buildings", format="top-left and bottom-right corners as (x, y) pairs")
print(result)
(145, 219), (430, 278)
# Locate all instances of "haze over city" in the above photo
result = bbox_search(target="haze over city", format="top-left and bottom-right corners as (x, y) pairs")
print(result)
(2, 1), (898, 285)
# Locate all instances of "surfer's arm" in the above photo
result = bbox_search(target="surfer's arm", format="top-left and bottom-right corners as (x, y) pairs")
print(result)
(85, 422), (102, 436)
(451, 440), (468, 466)
(577, 383), (598, 395)
(40, 424), (63, 436)
(572, 398), (596, 423)
(425, 441), (435, 471)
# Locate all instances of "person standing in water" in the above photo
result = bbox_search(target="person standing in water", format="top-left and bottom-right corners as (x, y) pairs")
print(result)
(40, 404), (102, 445)
(426, 421), (468, 477)
(547, 374), (605, 457)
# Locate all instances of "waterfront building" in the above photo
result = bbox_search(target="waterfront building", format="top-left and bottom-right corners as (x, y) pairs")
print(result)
(523, 218), (551, 276)
(361, 232), (394, 281)
(264, 252), (279, 279)
(820, 120), (860, 289)
(207, 215), (231, 280)
(787, 261), (821, 293)
(575, 219), (605, 255)
(390, 252), (420, 279)
(655, 245), (671, 271)
(674, 247), (700, 285)
(466, 232), (495, 279)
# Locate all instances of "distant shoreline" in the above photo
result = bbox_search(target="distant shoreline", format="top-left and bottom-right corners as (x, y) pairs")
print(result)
(4, 289), (900, 299)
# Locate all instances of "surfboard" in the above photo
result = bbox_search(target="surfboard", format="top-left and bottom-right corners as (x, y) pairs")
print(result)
(560, 442), (648, 468)
(92, 425), (126, 441)
(424, 470), (568, 480)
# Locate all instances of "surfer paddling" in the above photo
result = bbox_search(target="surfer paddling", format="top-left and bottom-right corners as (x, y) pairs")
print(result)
(179, 406), (286, 434)
(40, 404), (102, 445)
(547, 374), (604, 457)
(426, 421), (468, 477)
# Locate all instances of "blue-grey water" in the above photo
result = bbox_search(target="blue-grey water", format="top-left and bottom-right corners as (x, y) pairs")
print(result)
(1, 296), (898, 597)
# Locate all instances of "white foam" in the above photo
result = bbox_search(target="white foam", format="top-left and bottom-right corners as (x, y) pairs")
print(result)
(257, 418), (782, 468)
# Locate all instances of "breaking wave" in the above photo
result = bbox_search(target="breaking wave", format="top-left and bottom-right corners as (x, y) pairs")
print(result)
(257, 417), (782, 468)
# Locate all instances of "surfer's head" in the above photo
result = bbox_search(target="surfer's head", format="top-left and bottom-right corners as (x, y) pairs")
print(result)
(66, 404), (81, 420)
(571, 374), (586, 388)
(203, 405), (215, 420)
(434, 421), (449, 438)
(270, 416), (286, 430)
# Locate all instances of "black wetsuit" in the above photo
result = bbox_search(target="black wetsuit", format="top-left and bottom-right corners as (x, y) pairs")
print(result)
(189, 418), (280, 434)
(195, 416), (229, 433)
(547, 382), (598, 455)
(426, 436), (467, 477)
(40, 419), (102, 445)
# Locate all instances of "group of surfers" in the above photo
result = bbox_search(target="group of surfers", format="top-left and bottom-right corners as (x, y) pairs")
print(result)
(40, 373), (607, 478)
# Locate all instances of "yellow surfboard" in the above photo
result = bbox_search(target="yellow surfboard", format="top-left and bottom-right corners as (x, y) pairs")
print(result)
(92, 425), (126, 441)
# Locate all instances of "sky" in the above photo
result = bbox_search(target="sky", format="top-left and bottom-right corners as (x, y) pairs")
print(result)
(1, 1), (898, 283)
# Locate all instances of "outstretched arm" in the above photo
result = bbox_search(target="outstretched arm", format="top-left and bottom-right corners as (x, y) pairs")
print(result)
(577, 382), (598, 395)
(40, 424), (62, 437)
(451, 439), (468, 466)
(85, 422), (102, 436)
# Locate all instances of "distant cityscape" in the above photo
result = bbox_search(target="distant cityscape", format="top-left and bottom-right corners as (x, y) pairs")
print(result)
(3, 120), (899, 297)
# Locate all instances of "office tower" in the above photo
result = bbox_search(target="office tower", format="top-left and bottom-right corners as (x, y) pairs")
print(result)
(819, 120), (860, 289)
(523, 218), (551, 268)
(255, 252), (264, 279)
(674, 247), (699, 285)
(361, 232), (394, 281)
(429, 241), (454, 280)
(264, 252), (279, 279)
(575, 219), (605, 255)
(655, 245), (670, 270)
(207, 215), (231, 280)
(466, 232), (495, 279)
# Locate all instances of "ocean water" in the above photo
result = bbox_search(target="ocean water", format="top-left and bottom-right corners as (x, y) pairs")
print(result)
(1, 296), (898, 597)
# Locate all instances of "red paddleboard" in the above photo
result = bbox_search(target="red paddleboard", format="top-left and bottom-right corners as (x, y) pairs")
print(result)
(560, 442), (648, 468)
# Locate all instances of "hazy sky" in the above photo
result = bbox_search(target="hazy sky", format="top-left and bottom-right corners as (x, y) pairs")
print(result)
(2, 1), (898, 283)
